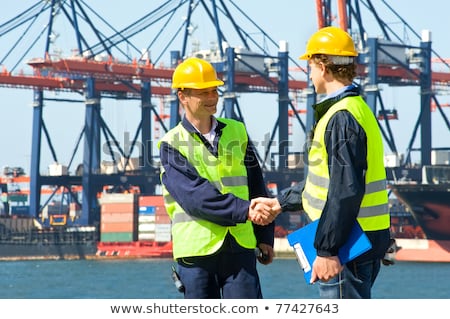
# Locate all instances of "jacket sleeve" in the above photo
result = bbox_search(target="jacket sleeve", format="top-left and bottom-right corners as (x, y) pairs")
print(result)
(245, 142), (274, 247)
(314, 111), (368, 257)
(159, 141), (250, 226)
(276, 180), (305, 212)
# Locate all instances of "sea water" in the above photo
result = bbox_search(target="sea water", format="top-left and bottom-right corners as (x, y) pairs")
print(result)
(0, 258), (449, 299)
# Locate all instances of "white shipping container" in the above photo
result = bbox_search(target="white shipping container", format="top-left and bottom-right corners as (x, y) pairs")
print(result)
(155, 231), (171, 243)
(99, 193), (137, 204)
(138, 233), (155, 241)
(138, 223), (156, 232)
(155, 223), (171, 232)
(155, 223), (172, 242)
(138, 215), (156, 223)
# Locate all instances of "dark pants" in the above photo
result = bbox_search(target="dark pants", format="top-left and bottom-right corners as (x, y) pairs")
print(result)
(177, 235), (263, 299)
(318, 259), (381, 299)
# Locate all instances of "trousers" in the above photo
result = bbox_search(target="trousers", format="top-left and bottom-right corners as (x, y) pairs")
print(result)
(176, 235), (263, 299)
(318, 259), (382, 298)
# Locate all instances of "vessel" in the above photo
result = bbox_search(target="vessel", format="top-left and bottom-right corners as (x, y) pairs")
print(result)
(389, 165), (450, 262)
(273, 165), (450, 262)
(2, 163), (450, 262)
(0, 168), (173, 261)
(0, 168), (95, 260)
(0, 215), (98, 261)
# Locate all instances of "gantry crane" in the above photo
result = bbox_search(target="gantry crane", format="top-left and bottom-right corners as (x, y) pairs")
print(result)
(0, 0), (309, 225)
(0, 1), (449, 228)
(312, 0), (450, 182)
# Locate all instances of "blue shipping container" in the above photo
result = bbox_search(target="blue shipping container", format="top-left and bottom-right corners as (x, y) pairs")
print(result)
(138, 206), (155, 214)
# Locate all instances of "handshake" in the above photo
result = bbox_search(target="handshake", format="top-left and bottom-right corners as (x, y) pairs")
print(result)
(248, 197), (282, 226)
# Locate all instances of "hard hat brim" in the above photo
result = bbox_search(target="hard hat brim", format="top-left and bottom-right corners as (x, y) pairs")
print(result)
(172, 79), (224, 89)
(298, 52), (310, 60)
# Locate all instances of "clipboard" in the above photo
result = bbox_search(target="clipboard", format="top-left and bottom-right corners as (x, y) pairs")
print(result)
(287, 219), (372, 284)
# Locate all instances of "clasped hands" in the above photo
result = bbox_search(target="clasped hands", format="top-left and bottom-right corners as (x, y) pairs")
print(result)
(248, 197), (282, 226)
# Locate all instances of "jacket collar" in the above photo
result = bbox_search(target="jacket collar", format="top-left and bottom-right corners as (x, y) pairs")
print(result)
(181, 116), (226, 134)
(313, 85), (360, 122)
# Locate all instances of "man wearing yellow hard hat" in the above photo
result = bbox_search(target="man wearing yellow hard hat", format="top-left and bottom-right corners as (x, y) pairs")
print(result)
(158, 57), (277, 298)
(293, 26), (390, 298)
(254, 26), (391, 299)
(299, 26), (390, 299)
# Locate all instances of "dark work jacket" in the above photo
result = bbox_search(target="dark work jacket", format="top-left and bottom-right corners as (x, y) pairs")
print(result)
(278, 86), (390, 262)
(159, 116), (274, 249)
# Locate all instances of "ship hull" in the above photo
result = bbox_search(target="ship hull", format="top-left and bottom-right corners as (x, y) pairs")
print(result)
(0, 230), (98, 261)
(390, 183), (450, 241)
(394, 239), (450, 262)
(273, 237), (450, 263)
(0, 233), (174, 261)
(96, 241), (173, 259)
(0, 243), (97, 261)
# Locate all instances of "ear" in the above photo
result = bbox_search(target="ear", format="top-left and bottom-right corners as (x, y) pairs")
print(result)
(318, 62), (327, 76)
(177, 90), (187, 104)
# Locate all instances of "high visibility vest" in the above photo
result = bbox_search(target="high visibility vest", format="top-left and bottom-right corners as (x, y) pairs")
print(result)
(302, 96), (390, 231)
(158, 118), (256, 259)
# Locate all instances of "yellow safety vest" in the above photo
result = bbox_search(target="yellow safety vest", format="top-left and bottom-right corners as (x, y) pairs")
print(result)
(302, 96), (390, 231)
(158, 118), (257, 259)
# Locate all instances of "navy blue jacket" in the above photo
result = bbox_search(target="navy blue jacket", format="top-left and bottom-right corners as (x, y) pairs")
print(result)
(159, 116), (274, 248)
(278, 86), (390, 262)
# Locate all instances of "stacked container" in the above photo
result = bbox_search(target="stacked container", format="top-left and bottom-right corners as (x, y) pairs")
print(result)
(138, 195), (171, 243)
(99, 193), (138, 242)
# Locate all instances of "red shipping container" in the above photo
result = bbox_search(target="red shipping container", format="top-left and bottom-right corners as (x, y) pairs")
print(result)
(139, 195), (164, 207)
(155, 205), (167, 216)
(101, 221), (135, 233)
(101, 202), (136, 214)
(156, 214), (171, 224)
(101, 212), (135, 223)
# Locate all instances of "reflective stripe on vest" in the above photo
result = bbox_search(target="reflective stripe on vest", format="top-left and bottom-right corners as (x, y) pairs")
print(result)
(302, 96), (390, 231)
(158, 118), (256, 259)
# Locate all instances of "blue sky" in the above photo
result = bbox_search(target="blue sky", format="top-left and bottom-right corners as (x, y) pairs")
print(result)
(1, 0), (449, 174)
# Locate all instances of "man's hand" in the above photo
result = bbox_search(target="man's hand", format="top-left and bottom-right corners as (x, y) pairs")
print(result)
(248, 197), (282, 225)
(254, 197), (282, 215)
(256, 243), (274, 265)
(248, 199), (274, 225)
(310, 256), (344, 284)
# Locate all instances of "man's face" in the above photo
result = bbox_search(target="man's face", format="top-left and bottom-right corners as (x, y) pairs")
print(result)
(179, 87), (219, 119)
(308, 59), (326, 95)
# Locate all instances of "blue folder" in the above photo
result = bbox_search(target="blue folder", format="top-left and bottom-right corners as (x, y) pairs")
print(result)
(287, 219), (372, 284)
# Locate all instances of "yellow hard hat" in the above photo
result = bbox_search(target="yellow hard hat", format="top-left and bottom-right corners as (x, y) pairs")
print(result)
(171, 57), (224, 89)
(299, 26), (358, 60)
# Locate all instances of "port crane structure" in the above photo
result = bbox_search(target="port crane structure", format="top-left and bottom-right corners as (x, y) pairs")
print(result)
(0, 0), (449, 227)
